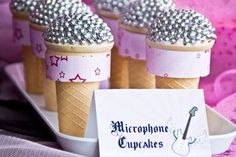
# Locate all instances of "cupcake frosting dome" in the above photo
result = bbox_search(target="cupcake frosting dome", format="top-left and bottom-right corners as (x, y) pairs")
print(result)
(29, 0), (90, 26)
(121, 0), (175, 28)
(45, 13), (114, 45)
(10, 0), (38, 12)
(94, 0), (134, 14)
(147, 9), (217, 45)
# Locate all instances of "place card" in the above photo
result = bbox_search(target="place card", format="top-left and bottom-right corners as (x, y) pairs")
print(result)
(87, 89), (211, 157)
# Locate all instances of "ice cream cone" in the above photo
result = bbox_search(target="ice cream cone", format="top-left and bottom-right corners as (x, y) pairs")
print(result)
(30, 23), (57, 111)
(11, 10), (44, 94)
(120, 24), (155, 89)
(128, 58), (156, 89)
(97, 10), (129, 88)
(44, 79), (57, 111)
(45, 13), (113, 137)
(22, 45), (44, 93)
(145, 9), (217, 89)
(110, 46), (129, 88)
(56, 81), (99, 136)
(29, 0), (91, 111)
(46, 42), (113, 137)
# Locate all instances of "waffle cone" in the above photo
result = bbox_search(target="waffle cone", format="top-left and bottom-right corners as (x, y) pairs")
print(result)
(28, 23), (57, 111)
(46, 41), (113, 137)
(128, 58), (155, 89)
(155, 76), (200, 89)
(110, 46), (129, 88)
(56, 81), (99, 137)
(44, 78), (57, 111)
(22, 46), (44, 94)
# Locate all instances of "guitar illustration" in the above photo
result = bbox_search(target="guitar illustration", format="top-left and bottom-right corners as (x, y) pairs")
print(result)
(171, 106), (198, 156)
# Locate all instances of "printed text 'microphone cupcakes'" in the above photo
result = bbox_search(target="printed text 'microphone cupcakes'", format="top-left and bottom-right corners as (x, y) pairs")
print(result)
(146, 9), (217, 89)
(94, 0), (134, 89)
(119, 0), (175, 89)
(10, 0), (44, 94)
(29, 0), (91, 112)
(45, 13), (114, 137)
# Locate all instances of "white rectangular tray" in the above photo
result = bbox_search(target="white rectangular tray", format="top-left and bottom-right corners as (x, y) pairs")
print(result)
(5, 63), (236, 157)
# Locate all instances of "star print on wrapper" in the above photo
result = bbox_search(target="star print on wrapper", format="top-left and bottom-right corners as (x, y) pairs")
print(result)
(35, 44), (43, 53)
(59, 71), (65, 78)
(69, 74), (86, 83)
(50, 56), (60, 67)
(14, 28), (23, 40)
(164, 73), (169, 77)
(197, 53), (201, 59)
(95, 68), (101, 76)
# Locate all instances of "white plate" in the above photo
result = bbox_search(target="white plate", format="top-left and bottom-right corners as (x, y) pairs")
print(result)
(5, 63), (236, 157)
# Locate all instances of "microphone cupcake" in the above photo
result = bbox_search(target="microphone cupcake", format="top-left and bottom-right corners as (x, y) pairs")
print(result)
(29, 0), (90, 111)
(146, 9), (216, 89)
(45, 13), (114, 137)
(94, 0), (134, 89)
(10, 0), (43, 94)
(120, 0), (174, 89)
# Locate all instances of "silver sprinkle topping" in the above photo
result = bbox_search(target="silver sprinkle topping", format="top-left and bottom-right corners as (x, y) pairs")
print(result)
(147, 9), (217, 45)
(93, 0), (135, 14)
(10, 0), (39, 12)
(29, 0), (91, 26)
(45, 13), (114, 45)
(121, 0), (175, 29)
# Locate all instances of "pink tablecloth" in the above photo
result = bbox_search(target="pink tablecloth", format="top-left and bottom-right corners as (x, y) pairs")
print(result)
(0, 134), (85, 157)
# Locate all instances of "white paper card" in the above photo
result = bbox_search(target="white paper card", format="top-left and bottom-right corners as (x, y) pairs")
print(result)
(91, 89), (211, 157)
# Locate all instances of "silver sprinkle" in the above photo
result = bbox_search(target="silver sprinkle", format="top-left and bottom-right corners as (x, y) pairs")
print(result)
(147, 9), (216, 45)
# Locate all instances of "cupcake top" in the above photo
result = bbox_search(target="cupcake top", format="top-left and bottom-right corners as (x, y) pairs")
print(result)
(10, 0), (38, 12)
(94, 0), (134, 14)
(45, 13), (114, 45)
(121, 0), (175, 29)
(29, 0), (91, 26)
(147, 9), (217, 45)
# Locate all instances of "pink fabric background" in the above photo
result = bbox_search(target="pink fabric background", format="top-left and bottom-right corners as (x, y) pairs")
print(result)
(0, 135), (85, 157)
(0, 1), (21, 63)
(82, 0), (92, 5)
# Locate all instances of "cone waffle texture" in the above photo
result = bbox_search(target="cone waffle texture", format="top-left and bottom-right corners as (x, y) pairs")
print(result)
(110, 46), (129, 89)
(56, 81), (99, 137)
(22, 46), (44, 94)
(128, 58), (155, 89)
(44, 78), (57, 111)
(155, 76), (200, 89)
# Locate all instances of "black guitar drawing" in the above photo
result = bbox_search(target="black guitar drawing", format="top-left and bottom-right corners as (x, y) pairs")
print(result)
(171, 106), (198, 156)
